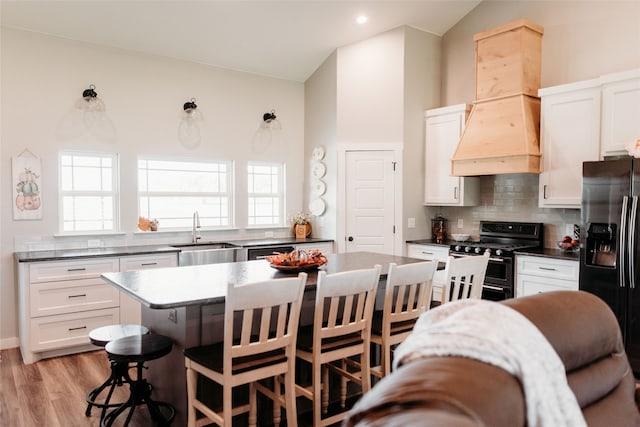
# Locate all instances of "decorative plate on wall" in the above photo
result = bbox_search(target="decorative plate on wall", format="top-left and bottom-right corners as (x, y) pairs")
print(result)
(312, 180), (326, 196)
(309, 198), (326, 216)
(312, 162), (326, 179)
(312, 145), (326, 161)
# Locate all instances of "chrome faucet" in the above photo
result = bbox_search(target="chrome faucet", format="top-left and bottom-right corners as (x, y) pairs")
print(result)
(192, 211), (201, 243)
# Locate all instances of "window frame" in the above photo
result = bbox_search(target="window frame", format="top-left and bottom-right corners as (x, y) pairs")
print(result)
(247, 161), (286, 228)
(58, 150), (120, 234)
(137, 156), (235, 230)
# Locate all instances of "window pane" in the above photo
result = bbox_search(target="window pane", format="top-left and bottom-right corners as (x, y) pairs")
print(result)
(247, 162), (283, 226)
(59, 151), (117, 233)
(138, 158), (232, 228)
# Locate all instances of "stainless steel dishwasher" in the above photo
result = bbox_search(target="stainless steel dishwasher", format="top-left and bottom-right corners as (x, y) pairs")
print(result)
(247, 246), (295, 260)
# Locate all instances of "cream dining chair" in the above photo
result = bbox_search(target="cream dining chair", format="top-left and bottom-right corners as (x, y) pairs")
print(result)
(184, 273), (307, 427)
(434, 254), (489, 303)
(370, 261), (437, 378)
(295, 265), (381, 427)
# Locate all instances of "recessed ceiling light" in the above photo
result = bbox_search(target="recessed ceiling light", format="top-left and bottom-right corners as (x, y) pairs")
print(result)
(356, 15), (368, 25)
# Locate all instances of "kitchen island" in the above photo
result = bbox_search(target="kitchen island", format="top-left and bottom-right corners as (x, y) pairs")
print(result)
(100, 251), (427, 426)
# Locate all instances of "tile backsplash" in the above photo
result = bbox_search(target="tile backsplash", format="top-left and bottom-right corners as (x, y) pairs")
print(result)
(427, 174), (581, 248)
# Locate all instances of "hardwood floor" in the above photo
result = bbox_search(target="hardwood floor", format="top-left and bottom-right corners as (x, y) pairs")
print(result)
(0, 347), (152, 427)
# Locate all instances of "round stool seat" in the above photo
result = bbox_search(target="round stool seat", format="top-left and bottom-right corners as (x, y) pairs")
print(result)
(90, 324), (150, 347)
(105, 334), (173, 364)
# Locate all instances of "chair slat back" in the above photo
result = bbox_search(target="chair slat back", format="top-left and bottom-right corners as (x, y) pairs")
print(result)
(443, 254), (489, 303)
(224, 273), (307, 360)
(383, 261), (436, 332)
(313, 265), (381, 344)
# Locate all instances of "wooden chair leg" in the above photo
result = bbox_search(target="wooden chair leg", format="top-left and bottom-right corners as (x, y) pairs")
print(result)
(186, 367), (197, 427)
(272, 376), (281, 427)
(223, 383), (233, 426)
(340, 359), (347, 408)
(322, 364), (330, 414)
(383, 342), (392, 377)
(249, 382), (258, 427)
(284, 370), (298, 427)
(314, 363), (323, 425)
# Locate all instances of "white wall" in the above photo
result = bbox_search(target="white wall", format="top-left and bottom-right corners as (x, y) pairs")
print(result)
(336, 27), (405, 144)
(441, 0), (640, 105)
(304, 52), (337, 241)
(0, 28), (305, 345)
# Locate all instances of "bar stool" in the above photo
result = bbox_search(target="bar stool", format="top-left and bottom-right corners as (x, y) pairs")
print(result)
(102, 333), (176, 427)
(85, 324), (150, 421)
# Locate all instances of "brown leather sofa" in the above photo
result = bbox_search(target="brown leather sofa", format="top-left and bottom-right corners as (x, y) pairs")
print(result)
(344, 291), (640, 427)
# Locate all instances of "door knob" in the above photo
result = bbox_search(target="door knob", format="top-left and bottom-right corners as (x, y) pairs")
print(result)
(348, 236), (354, 241)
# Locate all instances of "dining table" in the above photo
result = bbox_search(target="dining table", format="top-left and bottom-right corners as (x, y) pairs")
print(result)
(100, 251), (434, 426)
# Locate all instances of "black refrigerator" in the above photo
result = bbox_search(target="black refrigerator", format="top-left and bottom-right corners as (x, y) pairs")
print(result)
(580, 158), (640, 374)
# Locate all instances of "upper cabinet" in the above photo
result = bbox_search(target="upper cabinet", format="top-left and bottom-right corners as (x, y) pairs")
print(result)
(538, 79), (601, 208)
(539, 69), (640, 208)
(600, 69), (640, 157)
(424, 104), (479, 206)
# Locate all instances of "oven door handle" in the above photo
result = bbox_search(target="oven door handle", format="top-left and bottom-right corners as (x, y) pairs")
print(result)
(482, 284), (505, 291)
(488, 257), (506, 263)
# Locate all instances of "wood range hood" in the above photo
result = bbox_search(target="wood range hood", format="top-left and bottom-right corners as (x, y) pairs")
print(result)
(451, 19), (544, 176)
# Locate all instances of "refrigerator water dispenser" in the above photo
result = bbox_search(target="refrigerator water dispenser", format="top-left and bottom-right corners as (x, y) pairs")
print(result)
(585, 223), (617, 267)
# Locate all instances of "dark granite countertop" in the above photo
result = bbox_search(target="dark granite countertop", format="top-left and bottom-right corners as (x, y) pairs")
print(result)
(14, 245), (180, 263)
(405, 239), (457, 247)
(514, 247), (580, 261)
(101, 251), (424, 309)
(14, 237), (335, 263)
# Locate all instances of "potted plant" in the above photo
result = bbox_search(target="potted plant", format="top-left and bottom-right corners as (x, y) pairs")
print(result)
(291, 212), (313, 238)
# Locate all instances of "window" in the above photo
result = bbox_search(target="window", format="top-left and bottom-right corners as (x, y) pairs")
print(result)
(138, 158), (233, 229)
(247, 162), (285, 226)
(60, 151), (118, 233)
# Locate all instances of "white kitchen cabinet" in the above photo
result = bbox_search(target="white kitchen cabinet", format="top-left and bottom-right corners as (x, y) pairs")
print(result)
(119, 253), (178, 324)
(516, 255), (579, 298)
(18, 251), (178, 364)
(538, 79), (601, 208)
(424, 104), (479, 206)
(600, 69), (640, 157)
(18, 257), (121, 363)
(406, 243), (450, 302)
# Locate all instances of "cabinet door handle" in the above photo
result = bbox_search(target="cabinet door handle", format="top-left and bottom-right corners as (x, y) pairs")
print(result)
(67, 268), (87, 272)
(543, 184), (547, 199)
(141, 262), (158, 266)
(538, 267), (557, 271)
(68, 326), (87, 331)
(454, 187), (458, 200)
(68, 294), (87, 298)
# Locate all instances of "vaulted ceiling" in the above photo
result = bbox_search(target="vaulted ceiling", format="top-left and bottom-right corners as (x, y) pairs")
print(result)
(1, 1), (481, 82)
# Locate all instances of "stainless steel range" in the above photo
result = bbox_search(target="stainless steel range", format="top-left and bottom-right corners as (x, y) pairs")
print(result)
(449, 221), (544, 300)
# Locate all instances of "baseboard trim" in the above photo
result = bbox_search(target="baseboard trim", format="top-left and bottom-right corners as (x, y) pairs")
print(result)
(0, 337), (19, 350)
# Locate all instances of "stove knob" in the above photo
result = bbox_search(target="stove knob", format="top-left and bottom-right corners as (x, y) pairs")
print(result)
(495, 249), (503, 256)
(474, 247), (482, 254)
(484, 248), (492, 256)
(465, 246), (472, 253)
(454, 245), (461, 251)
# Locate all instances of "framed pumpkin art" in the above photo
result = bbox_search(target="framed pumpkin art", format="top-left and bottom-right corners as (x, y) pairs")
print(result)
(12, 149), (42, 220)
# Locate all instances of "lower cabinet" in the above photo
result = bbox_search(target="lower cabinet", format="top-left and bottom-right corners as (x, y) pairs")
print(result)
(119, 253), (178, 324)
(17, 252), (178, 364)
(406, 243), (450, 303)
(516, 255), (579, 297)
(295, 241), (334, 255)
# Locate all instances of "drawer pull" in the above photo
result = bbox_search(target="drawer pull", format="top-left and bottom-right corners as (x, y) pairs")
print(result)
(538, 267), (557, 271)
(141, 262), (158, 266)
(68, 294), (87, 298)
(67, 268), (87, 272)
(68, 326), (87, 331)
(420, 251), (434, 255)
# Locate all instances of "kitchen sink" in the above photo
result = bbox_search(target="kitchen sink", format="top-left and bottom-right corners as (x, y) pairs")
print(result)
(172, 242), (239, 266)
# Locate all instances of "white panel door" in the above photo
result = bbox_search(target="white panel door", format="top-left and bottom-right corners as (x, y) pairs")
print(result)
(345, 150), (396, 254)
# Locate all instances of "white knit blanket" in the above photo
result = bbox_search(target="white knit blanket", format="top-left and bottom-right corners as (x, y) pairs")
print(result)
(393, 299), (587, 427)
